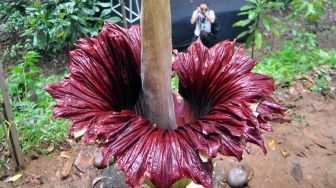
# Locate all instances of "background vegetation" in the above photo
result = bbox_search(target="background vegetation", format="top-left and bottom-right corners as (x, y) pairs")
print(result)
(0, 0), (120, 158)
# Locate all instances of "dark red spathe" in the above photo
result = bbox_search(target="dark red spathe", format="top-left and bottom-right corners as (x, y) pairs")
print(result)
(45, 23), (288, 188)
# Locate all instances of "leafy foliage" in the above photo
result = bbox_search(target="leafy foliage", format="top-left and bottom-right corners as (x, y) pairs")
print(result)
(0, 0), (120, 53)
(11, 74), (69, 154)
(22, 0), (120, 52)
(8, 51), (41, 101)
(253, 39), (336, 85)
(1, 51), (69, 154)
(289, 0), (327, 23)
(285, 0), (330, 45)
(233, 0), (284, 52)
(309, 67), (334, 93)
(0, 0), (28, 32)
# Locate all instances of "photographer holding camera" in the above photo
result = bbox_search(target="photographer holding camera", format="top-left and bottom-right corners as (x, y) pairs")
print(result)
(190, 1), (216, 46)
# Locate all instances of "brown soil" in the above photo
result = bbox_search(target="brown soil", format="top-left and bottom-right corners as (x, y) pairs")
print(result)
(215, 90), (336, 188)
(0, 78), (335, 188)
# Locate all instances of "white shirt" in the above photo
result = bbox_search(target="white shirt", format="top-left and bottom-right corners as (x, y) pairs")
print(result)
(193, 10), (215, 36)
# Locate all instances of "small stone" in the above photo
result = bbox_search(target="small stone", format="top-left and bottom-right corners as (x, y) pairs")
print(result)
(226, 167), (248, 188)
(94, 149), (114, 168)
(290, 163), (303, 182)
(93, 150), (105, 168)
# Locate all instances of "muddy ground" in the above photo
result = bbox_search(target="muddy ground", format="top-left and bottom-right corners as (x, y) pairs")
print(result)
(0, 76), (335, 188)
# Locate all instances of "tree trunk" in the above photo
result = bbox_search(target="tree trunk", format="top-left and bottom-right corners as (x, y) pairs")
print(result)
(140, 0), (176, 129)
(120, 0), (128, 28)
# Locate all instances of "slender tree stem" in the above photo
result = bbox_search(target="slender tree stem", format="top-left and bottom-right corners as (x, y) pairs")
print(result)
(140, 0), (176, 129)
(120, 0), (128, 28)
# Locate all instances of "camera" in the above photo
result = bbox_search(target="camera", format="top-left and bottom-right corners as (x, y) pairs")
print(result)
(201, 8), (208, 14)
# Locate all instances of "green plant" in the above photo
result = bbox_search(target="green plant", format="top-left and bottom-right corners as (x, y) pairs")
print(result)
(12, 74), (70, 154)
(21, 0), (120, 52)
(1, 51), (70, 154)
(253, 39), (336, 85)
(171, 75), (179, 91)
(284, 0), (329, 48)
(8, 51), (41, 102)
(0, 0), (28, 32)
(289, 0), (327, 24)
(309, 68), (333, 93)
(233, 0), (284, 57)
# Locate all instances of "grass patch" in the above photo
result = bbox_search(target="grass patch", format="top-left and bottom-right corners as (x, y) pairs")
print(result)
(0, 73), (70, 155)
(253, 41), (336, 85)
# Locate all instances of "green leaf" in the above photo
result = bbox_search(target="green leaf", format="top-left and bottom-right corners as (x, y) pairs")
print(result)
(247, 0), (258, 4)
(97, 2), (111, 8)
(245, 35), (254, 48)
(233, 20), (251, 27)
(270, 27), (280, 38)
(93, 6), (100, 12)
(255, 29), (262, 49)
(237, 30), (251, 39)
(56, 31), (64, 38)
(82, 7), (95, 15)
(103, 17), (121, 23)
(100, 8), (112, 17)
(260, 16), (270, 31)
(33, 0), (39, 8)
(33, 32), (38, 48)
(238, 11), (251, 16)
(240, 5), (255, 11)
(248, 11), (257, 20)
(171, 178), (192, 188)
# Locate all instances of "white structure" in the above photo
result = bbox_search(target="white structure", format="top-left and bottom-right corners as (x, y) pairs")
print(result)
(111, 0), (141, 23)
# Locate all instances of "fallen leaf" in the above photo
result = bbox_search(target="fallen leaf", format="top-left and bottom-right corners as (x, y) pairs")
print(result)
(73, 129), (87, 139)
(92, 176), (106, 187)
(241, 165), (254, 181)
(281, 148), (290, 158)
(4, 173), (22, 183)
(305, 132), (327, 149)
(247, 170), (254, 181)
(268, 139), (276, 150)
(55, 169), (61, 180)
(186, 181), (204, 188)
(61, 161), (73, 179)
(47, 143), (55, 153)
(74, 153), (93, 173)
(60, 151), (72, 159)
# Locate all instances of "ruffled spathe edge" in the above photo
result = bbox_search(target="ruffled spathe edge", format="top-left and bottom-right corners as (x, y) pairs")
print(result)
(45, 23), (289, 188)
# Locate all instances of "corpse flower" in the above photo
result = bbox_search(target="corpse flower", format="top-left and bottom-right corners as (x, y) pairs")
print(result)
(45, 22), (288, 187)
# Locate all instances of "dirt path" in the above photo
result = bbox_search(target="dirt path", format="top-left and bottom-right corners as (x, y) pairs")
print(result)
(1, 83), (336, 188)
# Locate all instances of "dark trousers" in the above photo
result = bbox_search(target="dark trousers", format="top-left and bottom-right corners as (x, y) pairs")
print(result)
(191, 31), (217, 48)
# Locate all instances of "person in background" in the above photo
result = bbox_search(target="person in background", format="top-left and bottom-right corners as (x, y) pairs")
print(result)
(190, 1), (216, 47)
